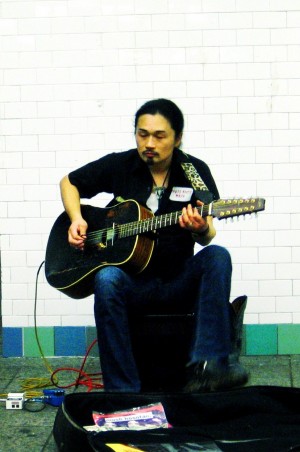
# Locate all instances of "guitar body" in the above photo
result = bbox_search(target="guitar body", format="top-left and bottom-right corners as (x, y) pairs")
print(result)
(45, 200), (155, 299)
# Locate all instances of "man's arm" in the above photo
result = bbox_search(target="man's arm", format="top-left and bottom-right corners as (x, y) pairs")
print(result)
(60, 175), (88, 249)
(191, 215), (216, 246)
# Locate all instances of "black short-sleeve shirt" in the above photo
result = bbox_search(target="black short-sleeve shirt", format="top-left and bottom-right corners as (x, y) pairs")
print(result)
(69, 148), (219, 280)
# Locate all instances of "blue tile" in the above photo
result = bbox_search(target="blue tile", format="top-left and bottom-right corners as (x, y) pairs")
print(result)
(2, 328), (23, 357)
(54, 327), (86, 356)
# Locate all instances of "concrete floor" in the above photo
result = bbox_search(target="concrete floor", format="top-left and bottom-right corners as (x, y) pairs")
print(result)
(0, 354), (300, 451)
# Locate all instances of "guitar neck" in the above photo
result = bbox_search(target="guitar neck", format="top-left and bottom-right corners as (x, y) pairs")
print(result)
(85, 197), (265, 245)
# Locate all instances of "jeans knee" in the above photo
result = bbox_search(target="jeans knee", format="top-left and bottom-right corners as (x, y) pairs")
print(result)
(94, 266), (128, 310)
(210, 244), (231, 260)
(95, 266), (125, 288)
(200, 245), (232, 271)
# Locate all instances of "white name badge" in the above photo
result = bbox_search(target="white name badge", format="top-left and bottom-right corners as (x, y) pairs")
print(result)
(169, 186), (193, 202)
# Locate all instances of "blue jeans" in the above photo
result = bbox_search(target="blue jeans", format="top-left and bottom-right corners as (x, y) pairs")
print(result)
(94, 244), (232, 392)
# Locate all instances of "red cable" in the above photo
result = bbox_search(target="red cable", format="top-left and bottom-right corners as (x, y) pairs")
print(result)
(50, 339), (104, 391)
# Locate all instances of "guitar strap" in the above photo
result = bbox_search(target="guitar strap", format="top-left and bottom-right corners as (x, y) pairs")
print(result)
(180, 151), (214, 204)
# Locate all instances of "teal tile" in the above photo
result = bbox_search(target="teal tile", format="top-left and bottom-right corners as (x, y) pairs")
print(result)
(245, 324), (278, 355)
(23, 327), (54, 357)
(86, 327), (99, 357)
(241, 325), (246, 355)
(278, 324), (300, 354)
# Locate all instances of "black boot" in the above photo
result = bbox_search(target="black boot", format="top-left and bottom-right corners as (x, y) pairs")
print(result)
(229, 295), (248, 365)
(184, 357), (249, 393)
(184, 296), (249, 393)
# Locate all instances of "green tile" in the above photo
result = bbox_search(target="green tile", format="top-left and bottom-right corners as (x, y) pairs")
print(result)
(278, 324), (300, 354)
(23, 327), (54, 357)
(245, 324), (278, 355)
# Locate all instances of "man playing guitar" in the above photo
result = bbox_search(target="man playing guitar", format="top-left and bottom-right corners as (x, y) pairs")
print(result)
(59, 98), (249, 393)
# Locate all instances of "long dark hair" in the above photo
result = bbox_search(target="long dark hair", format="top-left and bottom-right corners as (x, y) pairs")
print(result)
(134, 98), (184, 140)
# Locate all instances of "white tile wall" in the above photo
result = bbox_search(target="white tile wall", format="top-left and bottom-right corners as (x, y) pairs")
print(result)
(1, 1), (300, 327)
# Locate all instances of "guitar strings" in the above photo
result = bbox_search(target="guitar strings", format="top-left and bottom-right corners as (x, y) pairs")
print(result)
(85, 205), (208, 239)
(84, 210), (183, 241)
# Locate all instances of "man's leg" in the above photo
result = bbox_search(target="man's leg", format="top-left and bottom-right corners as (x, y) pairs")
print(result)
(188, 244), (233, 362)
(94, 266), (141, 392)
(180, 245), (249, 391)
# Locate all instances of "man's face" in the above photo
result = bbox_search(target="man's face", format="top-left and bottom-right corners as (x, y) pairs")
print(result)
(135, 113), (181, 168)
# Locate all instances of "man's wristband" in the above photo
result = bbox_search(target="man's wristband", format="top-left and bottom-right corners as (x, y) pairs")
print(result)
(198, 224), (210, 236)
(192, 224), (209, 239)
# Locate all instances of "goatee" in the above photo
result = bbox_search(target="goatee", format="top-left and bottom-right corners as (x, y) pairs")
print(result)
(145, 158), (154, 166)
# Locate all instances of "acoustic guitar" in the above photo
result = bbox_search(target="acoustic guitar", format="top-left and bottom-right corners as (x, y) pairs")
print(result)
(45, 197), (265, 299)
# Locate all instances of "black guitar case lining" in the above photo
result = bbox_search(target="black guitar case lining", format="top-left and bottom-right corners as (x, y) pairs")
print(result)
(53, 386), (300, 452)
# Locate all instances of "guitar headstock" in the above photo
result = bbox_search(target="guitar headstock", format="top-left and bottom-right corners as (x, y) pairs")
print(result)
(212, 198), (265, 220)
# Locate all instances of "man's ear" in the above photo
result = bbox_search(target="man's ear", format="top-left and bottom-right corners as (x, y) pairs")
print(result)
(175, 132), (183, 148)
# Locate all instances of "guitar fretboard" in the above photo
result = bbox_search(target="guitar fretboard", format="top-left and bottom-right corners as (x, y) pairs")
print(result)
(120, 206), (209, 238)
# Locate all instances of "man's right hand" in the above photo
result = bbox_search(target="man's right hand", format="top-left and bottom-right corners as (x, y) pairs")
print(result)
(68, 218), (88, 249)
(60, 175), (88, 249)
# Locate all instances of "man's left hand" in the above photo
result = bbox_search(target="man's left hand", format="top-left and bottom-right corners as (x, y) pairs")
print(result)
(179, 200), (209, 234)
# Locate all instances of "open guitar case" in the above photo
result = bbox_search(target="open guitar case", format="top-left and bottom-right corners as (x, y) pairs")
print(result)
(53, 386), (300, 451)
(52, 298), (300, 451)
(53, 301), (300, 451)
